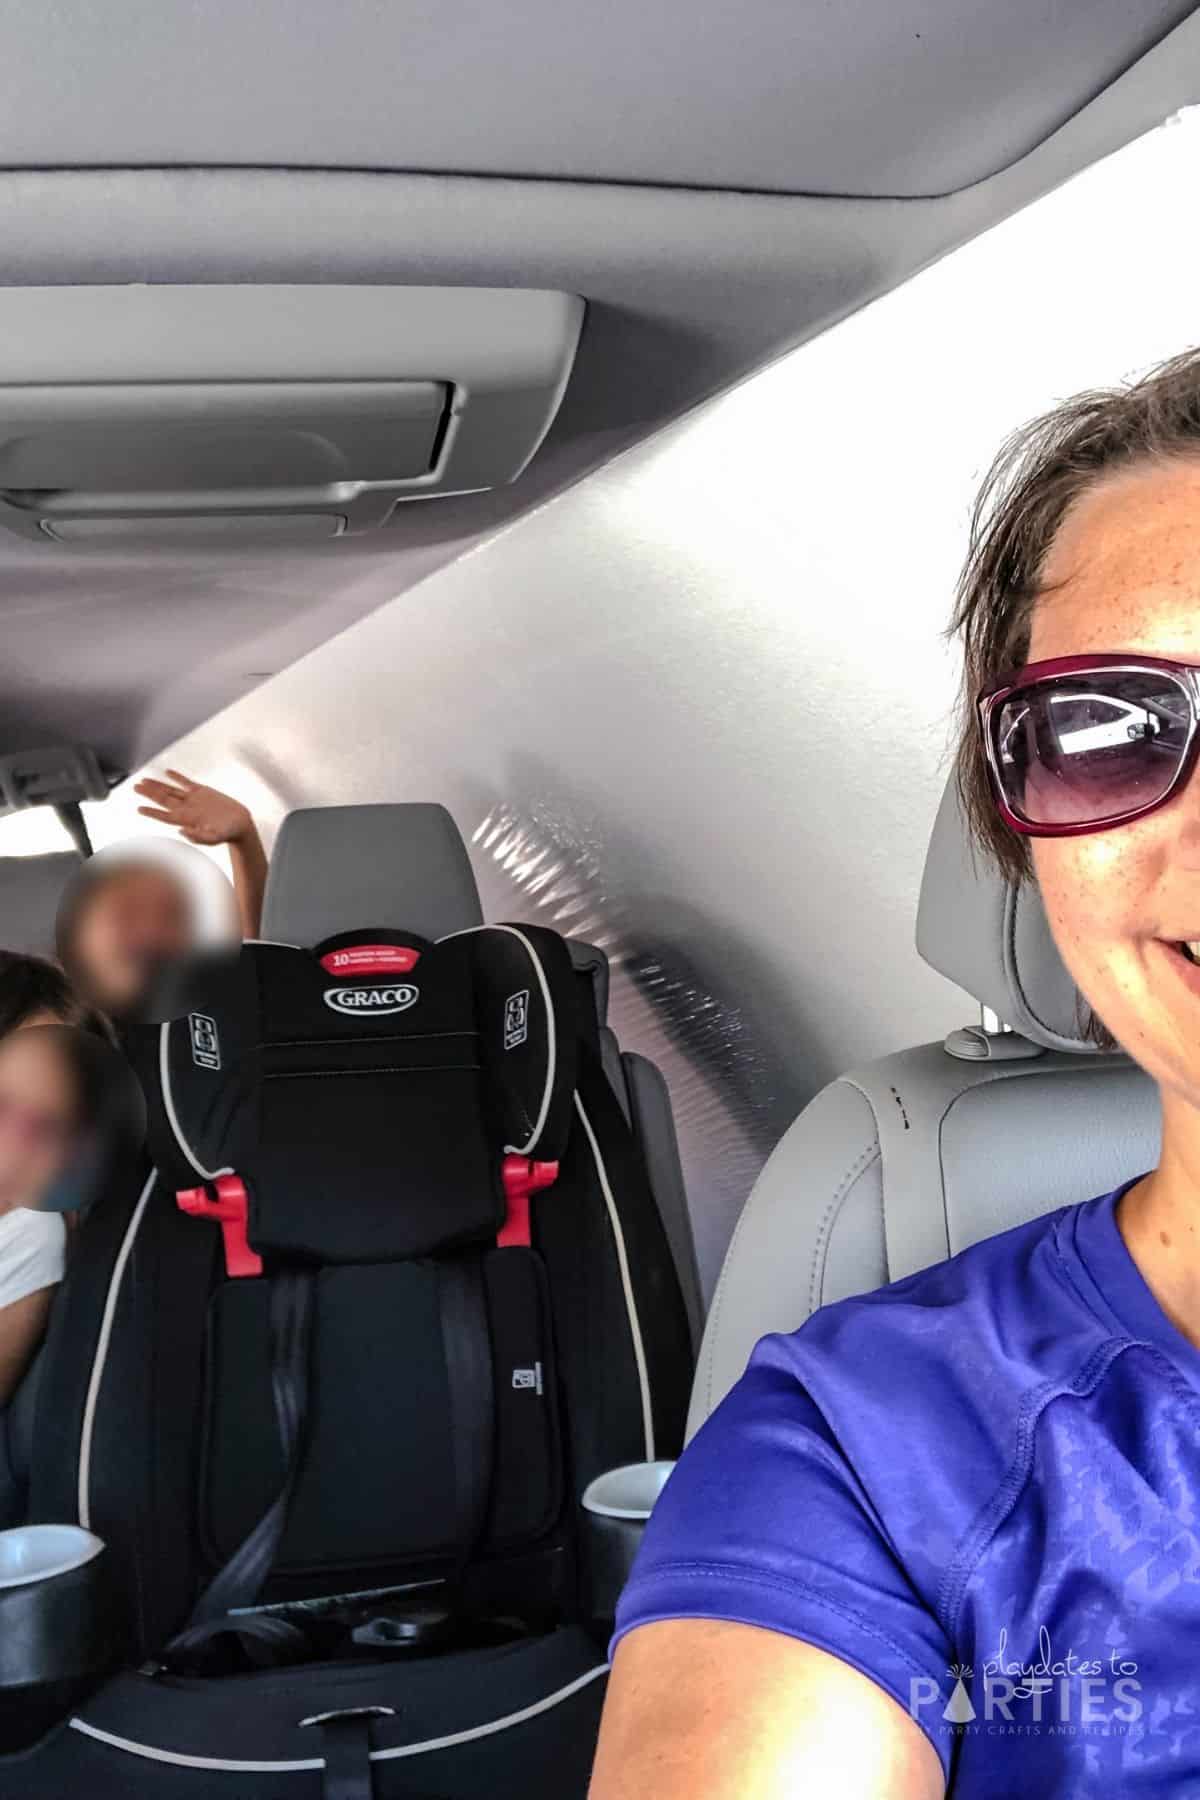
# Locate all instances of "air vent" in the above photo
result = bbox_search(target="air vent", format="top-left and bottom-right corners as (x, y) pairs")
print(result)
(0, 286), (583, 542)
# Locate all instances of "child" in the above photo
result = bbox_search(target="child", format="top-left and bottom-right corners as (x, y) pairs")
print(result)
(57, 772), (267, 1022)
(0, 958), (107, 1404)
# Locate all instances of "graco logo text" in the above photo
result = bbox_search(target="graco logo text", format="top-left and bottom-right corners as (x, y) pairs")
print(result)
(323, 984), (419, 1017)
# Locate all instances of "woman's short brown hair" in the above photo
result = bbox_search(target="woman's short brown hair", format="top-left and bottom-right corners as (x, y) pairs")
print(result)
(952, 346), (1200, 883)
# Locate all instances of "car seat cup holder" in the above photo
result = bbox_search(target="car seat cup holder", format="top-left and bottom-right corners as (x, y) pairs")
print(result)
(580, 1460), (676, 1634)
(0, 1525), (128, 1753)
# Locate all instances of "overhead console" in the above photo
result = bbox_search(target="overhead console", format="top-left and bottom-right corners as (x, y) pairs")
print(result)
(0, 285), (583, 542)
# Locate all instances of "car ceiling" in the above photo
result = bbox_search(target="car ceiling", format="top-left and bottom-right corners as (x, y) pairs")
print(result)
(0, 0), (1198, 778)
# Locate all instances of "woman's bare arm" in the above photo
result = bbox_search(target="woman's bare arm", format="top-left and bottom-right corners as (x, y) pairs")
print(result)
(589, 1620), (945, 1800)
(0, 1285), (55, 1406)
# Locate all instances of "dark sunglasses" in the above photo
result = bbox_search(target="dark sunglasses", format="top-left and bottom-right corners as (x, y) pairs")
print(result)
(978, 652), (1200, 837)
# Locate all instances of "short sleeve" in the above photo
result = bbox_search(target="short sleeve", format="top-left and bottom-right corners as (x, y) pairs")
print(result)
(0, 1207), (65, 1311)
(611, 1343), (955, 1780)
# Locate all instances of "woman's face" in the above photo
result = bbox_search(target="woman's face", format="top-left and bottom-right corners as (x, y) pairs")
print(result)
(1028, 456), (1200, 1107)
(0, 1027), (80, 1213)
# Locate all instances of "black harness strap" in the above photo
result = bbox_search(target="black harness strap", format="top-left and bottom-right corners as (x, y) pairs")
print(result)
(300, 1706), (395, 1800)
(437, 1254), (495, 1584)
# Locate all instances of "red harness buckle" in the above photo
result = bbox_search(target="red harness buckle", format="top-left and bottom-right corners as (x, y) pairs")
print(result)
(176, 1174), (262, 1278)
(497, 1155), (559, 1248)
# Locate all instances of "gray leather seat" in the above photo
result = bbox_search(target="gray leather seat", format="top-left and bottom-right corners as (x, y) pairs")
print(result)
(689, 776), (1162, 1436)
(0, 849), (81, 958)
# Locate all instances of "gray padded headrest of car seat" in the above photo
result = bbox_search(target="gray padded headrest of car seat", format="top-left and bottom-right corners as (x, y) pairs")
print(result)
(915, 776), (1094, 1055)
(0, 851), (83, 960)
(262, 803), (483, 948)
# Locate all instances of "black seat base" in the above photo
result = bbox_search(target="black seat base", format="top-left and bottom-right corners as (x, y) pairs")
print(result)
(4, 1627), (608, 1799)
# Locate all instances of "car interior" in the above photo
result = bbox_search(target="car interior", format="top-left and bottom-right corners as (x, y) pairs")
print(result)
(0, 3), (1196, 1794)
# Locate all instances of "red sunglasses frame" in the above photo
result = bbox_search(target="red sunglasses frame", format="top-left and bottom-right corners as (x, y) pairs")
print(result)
(977, 651), (1200, 838)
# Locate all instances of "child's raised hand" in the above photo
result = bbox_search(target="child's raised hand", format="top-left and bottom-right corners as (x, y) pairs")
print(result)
(134, 771), (253, 848)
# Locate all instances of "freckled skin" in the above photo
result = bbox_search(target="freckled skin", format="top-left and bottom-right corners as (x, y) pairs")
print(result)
(1027, 456), (1200, 1339)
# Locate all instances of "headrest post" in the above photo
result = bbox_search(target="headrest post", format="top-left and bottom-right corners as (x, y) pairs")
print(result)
(916, 778), (1098, 1057)
(944, 1024), (1045, 1063)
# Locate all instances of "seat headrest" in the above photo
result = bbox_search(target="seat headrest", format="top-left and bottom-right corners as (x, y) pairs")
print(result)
(0, 850), (83, 958)
(915, 777), (1095, 1054)
(262, 804), (483, 947)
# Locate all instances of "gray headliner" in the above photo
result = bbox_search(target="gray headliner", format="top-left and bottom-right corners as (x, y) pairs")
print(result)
(0, 4), (1198, 774)
(0, 0), (1192, 199)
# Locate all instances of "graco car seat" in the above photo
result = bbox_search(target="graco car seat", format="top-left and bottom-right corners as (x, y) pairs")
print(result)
(6, 803), (697, 1799)
(689, 774), (1162, 1437)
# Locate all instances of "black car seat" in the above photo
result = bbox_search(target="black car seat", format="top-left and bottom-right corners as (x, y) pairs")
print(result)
(688, 774), (1161, 1436)
(7, 804), (697, 1799)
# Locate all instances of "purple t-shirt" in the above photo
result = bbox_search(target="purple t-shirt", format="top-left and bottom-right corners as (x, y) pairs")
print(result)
(613, 1182), (1200, 1795)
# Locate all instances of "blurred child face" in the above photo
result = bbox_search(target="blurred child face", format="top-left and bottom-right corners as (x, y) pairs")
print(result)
(70, 863), (193, 1017)
(0, 1028), (80, 1213)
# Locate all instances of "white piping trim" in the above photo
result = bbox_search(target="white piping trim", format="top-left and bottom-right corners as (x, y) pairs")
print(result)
(78, 1171), (157, 1528)
(159, 1022), (232, 1182)
(436, 923), (557, 1157)
(67, 1724), (323, 1774)
(374, 1661), (607, 1760)
(573, 1092), (655, 1461)
(67, 1662), (609, 1772)
(492, 925), (555, 1157)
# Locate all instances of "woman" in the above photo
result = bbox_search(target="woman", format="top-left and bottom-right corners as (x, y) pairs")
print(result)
(591, 347), (1200, 1797)
(0, 955), (107, 1404)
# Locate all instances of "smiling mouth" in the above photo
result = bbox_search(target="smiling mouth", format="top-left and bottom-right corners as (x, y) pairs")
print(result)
(1173, 941), (1200, 966)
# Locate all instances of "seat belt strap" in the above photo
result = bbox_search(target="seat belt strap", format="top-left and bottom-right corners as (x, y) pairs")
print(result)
(165, 1266), (316, 1660)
